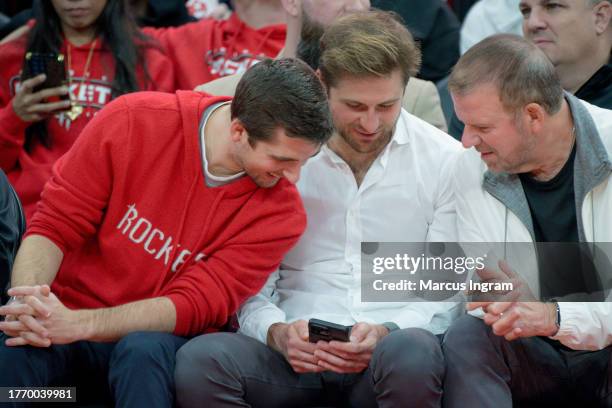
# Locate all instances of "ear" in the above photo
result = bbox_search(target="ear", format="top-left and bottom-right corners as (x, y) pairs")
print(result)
(523, 103), (546, 134)
(593, 0), (612, 34)
(230, 119), (247, 143)
(281, 0), (300, 18)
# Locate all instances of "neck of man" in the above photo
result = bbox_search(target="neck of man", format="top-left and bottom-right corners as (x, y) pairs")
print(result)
(234, 0), (286, 29)
(328, 133), (386, 187)
(527, 101), (576, 182)
(62, 23), (97, 46)
(204, 104), (243, 177)
(556, 40), (611, 93)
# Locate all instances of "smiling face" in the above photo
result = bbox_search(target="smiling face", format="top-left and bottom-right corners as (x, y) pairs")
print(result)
(452, 83), (538, 174)
(520, 0), (604, 67)
(232, 125), (321, 188)
(327, 69), (404, 156)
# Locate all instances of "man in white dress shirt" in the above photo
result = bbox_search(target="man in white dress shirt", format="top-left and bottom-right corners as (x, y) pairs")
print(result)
(175, 10), (462, 408)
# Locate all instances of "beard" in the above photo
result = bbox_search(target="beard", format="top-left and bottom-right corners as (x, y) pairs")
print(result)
(297, 11), (326, 69)
(335, 123), (395, 155)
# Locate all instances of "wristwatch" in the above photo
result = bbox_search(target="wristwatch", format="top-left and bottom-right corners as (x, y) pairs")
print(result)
(552, 301), (561, 334)
(382, 322), (400, 334)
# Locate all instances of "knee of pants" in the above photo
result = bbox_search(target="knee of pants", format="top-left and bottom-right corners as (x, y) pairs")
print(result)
(110, 331), (179, 367)
(442, 315), (493, 360)
(372, 328), (443, 377)
(0, 342), (37, 386)
(175, 333), (240, 385)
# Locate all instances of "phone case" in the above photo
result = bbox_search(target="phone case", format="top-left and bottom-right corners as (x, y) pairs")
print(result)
(308, 318), (352, 343)
(21, 52), (68, 95)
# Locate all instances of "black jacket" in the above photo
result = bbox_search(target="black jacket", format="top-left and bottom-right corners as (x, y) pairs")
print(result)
(0, 170), (24, 305)
(371, 0), (460, 83)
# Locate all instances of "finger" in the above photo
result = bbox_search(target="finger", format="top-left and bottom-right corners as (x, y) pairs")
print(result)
(317, 359), (366, 374)
(23, 295), (52, 318)
(484, 302), (514, 316)
(475, 266), (506, 281)
(498, 260), (519, 279)
(491, 309), (521, 337)
(313, 349), (362, 369)
(290, 360), (325, 373)
(27, 100), (72, 115)
(19, 74), (47, 93)
(18, 315), (49, 338)
(287, 348), (319, 365)
(8, 286), (42, 297)
(348, 323), (369, 342)
(293, 320), (310, 342)
(0, 320), (29, 332)
(7, 331), (51, 348)
(0, 303), (35, 316)
(31, 85), (69, 101)
(504, 327), (523, 342)
(40, 285), (51, 297)
(466, 301), (493, 311)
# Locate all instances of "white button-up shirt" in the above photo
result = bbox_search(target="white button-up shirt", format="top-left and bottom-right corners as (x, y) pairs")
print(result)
(238, 110), (464, 344)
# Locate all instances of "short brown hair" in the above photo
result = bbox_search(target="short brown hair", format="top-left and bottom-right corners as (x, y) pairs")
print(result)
(232, 58), (333, 145)
(448, 34), (564, 115)
(318, 10), (421, 88)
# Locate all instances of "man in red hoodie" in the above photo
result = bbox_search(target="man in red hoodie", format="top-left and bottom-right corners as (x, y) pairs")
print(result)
(146, 0), (287, 90)
(0, 58), (333, 407)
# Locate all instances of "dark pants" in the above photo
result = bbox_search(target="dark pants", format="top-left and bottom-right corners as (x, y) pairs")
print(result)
(442, 315), (612, 408)
(0, 331), (188, 407)
(175, 328), (444, 408)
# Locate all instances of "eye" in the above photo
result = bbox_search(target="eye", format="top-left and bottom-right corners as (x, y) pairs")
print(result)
(519, 6), (531, 18)
(378, 103), (395, 110)
(544, 2), (562, 11)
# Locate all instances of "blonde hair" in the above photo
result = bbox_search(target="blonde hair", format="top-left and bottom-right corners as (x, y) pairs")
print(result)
(318, 10), (421, 88)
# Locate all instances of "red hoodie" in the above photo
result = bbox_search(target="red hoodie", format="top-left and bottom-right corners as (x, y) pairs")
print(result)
(145, 13), (286, 90)
(27, 91), (307, 336)
(0, 32), (175, 222)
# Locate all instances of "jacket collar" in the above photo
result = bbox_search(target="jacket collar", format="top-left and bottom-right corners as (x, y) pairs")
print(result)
(482, 92), (612, 241)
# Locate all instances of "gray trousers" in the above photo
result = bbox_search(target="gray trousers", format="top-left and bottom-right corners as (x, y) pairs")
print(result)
(442, 315), (612, 408)
(175, 328), (444, 408)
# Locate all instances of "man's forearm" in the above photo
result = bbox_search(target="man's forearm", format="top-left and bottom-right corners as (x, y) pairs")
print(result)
(11, 235), (63, 287)
(78, 297), (177, 342)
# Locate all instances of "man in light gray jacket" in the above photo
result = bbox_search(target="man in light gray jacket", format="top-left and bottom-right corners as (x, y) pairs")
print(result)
(444, 34), (612, 407)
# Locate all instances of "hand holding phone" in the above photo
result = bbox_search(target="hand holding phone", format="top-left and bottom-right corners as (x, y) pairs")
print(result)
(308, 318), (352, 343)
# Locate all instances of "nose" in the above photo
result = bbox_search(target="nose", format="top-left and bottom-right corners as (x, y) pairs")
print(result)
(461, 128), (481, 149)
(359, 110), (380, 134)
(523, 8), (547, 35)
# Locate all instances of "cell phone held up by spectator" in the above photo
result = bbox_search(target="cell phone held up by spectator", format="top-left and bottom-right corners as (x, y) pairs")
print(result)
(308, 319), (352, 343)
(21, 52), (69, 102)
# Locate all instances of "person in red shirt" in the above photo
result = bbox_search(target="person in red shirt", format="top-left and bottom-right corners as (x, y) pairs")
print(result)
(0, 58), (333, 406)
(0, 0), (174, 222)
(145, 0), (286, 90)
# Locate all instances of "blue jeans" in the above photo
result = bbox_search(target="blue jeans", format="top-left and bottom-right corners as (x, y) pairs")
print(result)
(0, 331), (188, 407)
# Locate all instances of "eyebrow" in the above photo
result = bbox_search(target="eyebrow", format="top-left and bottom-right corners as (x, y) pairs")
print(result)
(271, 147), (321, 162)
(342, 97), (401, 106)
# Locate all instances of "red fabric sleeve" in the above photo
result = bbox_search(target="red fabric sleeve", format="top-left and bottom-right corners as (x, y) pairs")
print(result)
(0, 102), (29, 171)
(26, 98), (128, 253)
(164, 190), (307, 336)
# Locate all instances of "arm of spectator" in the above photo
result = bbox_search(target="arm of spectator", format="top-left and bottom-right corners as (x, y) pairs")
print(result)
(237, 269), (287, 343)
(551, 302), (612, 351)
(402, 77), (447, 131)
(0, 74), (71, 171)
(194, 72), (242, 96)
(10, 235), (63, 287)
(0, 25), (29, 45)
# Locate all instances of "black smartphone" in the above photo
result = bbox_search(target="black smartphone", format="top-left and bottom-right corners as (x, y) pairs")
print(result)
(308, 318), (352, 343)
(21, 52), (68, 99)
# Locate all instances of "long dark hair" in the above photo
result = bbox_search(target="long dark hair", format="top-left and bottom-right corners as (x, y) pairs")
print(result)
(23, 0), (154, 151)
